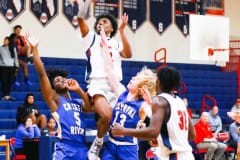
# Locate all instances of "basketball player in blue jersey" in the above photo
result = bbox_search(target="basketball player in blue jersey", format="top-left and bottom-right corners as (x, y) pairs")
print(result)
(26, 34), (93, 160)
(77, 0), (132, 159)
(101, 67), (156, 160)
(112, 66), (196, 160)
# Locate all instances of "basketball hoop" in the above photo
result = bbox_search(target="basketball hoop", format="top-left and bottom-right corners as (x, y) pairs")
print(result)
(208, 48), (229, 56)
(189, 15), (229, 62)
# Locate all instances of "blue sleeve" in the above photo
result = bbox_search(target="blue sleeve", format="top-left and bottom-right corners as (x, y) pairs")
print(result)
(238, 136), (240, 143)
(17, 125), (35, 138)
(33, 125), (41, 137)
(229, 123), (238, 142)
(216, 116), (222, 133)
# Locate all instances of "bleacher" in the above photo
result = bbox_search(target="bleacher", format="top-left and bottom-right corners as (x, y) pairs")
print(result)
(0, 57), (238, 159)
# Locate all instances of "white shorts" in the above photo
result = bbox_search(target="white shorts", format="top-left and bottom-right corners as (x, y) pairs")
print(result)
(158, 151), (195, 160)
(87, 78), (118, 108)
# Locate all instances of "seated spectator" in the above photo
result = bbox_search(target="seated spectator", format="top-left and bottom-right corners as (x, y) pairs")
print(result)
(41, 117), (58, 136)
(12, 25), (32, 86)
(238, 136), (240, 160)
(0, 36), (18, 101)
(194, 112), (226, 160)
(227, 112), (240, 149)
(16, 93), (47, 129)
(231, 97), (240, 113)
(14, 116), (40, 155)
(208, 106), (223, 135)
(227, 112), (240, 159)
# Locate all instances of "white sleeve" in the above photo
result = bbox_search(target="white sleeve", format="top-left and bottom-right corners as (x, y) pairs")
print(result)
(82, 31), (96, 52)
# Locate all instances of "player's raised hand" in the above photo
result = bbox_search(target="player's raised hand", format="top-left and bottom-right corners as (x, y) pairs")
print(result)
(66, 79), (80, 92)
(119, 13), (128, 32)
(77, 0), (91, 18)
(25, 32), (39, 47)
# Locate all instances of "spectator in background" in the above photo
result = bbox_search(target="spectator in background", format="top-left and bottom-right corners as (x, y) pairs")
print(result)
(16, 93), (47, 129)
(208, 106), (223, 135)
(226, 111), (240, 160)
(14, 116), (40, 155)
(194, 112), (226, 160)
(0, 36), (18, 101)
(231, 97), (240, 113)
(12, 25), (32, 86)
(227, 118), (240, 149)
(13, 25), (32, 62)
(42, 117), (58, 136)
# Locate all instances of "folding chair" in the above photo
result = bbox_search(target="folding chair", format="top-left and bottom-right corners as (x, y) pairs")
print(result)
(9, 137), (26, 160)
(225, 146), (237, 160)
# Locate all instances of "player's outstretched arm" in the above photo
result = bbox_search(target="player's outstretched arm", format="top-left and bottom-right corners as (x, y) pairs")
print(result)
(77, 0), (91, 37)
(66, 79), (93, 112)
(112, 96), (166, 140)
(100, 27), (125, 96)
(119, 13), (132, 59)
(25, 33), (58, 112)
(188, 118), (196, 141)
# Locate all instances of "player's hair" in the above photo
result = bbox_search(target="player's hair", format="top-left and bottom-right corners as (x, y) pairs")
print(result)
(94, 13), (118, 38)
(13, 25), (22, 30)
(136, 66), (157, 99)
(157, 66), (180, 93)
(46, 68), (68, 89)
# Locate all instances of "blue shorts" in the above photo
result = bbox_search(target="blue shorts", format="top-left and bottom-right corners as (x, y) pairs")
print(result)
(102, 141), (138, 160)
(52, 140), (87, 160)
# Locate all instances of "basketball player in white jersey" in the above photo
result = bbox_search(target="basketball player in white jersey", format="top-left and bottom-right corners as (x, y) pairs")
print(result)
(112, 66), (196, 160)
(77, 0), (132, 159)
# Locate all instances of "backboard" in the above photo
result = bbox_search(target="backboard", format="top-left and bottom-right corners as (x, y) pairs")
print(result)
(189, 14), (229, 62)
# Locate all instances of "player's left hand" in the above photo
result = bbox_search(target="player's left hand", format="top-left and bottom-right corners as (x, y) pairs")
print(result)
(77, 0), (91, 18)
(25, 32), (39, 47)
(66, 79), (80, 91)
(119, 13), (128, 32)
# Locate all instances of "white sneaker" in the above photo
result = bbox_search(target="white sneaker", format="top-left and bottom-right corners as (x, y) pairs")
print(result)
(88, 138), (103, 160)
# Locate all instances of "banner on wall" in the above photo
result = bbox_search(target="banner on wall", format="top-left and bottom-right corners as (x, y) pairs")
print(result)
(63, 0), (90, 29)
(149, 0), (172, 35)
(30, 0), (58, 26)
(122, 0), (146, 32)
(175, 0), (197, 36)
(205, 0), (224, 15)
(93, 0), (119, 18)
(0, 0), (25, 23)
